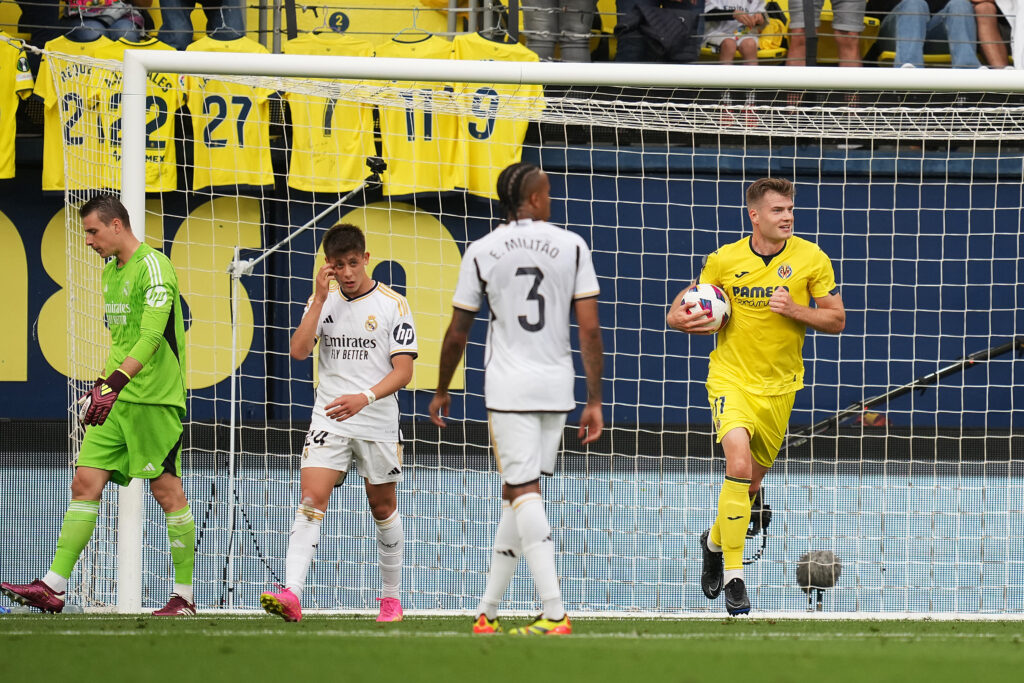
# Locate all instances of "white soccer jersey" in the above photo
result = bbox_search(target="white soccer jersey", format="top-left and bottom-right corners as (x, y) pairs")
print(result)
(452, 219), (600, 411)
(309, 281), (418, 441)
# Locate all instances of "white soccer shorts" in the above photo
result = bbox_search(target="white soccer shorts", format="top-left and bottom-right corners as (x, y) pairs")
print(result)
(301, 429), (403, 485)
(487, 411), (567, 486)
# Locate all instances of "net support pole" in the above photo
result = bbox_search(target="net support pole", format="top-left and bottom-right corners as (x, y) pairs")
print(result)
(227, 246), (242, 610)
(117, 52), (148, 614)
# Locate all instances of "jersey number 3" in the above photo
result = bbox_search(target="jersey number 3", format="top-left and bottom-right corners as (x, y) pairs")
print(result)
(516, 267), (545, 332)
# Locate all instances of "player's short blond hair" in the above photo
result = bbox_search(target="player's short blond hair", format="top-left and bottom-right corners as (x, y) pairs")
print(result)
(746, 178), (794, 207)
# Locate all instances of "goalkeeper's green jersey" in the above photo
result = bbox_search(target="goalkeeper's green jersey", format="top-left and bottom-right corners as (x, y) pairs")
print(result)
(699, 235), (838, 396)
(101, 243), (186, 412)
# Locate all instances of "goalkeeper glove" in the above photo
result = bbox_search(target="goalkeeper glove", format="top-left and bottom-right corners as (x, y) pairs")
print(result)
(747, 488), (772, 538)
(76, 377), (103, 424)
(82, 370), (131, 426)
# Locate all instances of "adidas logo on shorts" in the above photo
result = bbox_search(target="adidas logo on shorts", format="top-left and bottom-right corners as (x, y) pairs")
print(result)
(170, 539), (186, 548)
(143, 463), (156, 472)
(388, 467), (402, 476)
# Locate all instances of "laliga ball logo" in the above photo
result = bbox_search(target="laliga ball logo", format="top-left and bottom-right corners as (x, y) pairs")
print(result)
(683, 283), (731, 333)
(365, 315), (378, 332)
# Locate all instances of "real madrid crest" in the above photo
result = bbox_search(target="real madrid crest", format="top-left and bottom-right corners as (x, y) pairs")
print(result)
(777, 263), (793, 279)
(365, 315), (378, 332)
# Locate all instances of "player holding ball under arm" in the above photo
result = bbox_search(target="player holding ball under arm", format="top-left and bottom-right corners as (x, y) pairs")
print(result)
(667, 178), (845, 615)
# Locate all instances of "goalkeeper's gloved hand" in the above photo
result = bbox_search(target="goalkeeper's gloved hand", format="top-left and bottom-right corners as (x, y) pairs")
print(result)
(747, 488), (772, 538)
(76, 377), (104, 424)
(82, 370), (131, 426)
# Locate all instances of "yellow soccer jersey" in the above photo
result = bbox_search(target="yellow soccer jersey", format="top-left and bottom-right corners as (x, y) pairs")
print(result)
(700, 235), (838, 396)
(94, 37), (181, 192)
(452, 33), (543, 199)
(282, 33), (376, 193)
(374, 36), (461, 196)
(0, 33), (33, 179)
(185, 37), (273, 192)
(36, 35), (115, 191)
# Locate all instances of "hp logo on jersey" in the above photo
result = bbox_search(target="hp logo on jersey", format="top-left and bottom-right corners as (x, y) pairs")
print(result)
(145, 285), (168, 307)
(393, 323), (415, 346)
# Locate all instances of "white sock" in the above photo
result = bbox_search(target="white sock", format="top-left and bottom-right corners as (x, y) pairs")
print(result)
(173, 583), (194, 602)
(476, 501), (521, 620)
(42, 571), (67, 594)
(707, 534), (722, 554)
(285, 504), (324, 602)
(512, 492), (564, 621)
(724, 568), (744, 585)
(375, 510), (403, 600)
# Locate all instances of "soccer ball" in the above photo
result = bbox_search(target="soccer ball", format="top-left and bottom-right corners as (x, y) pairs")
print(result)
(682, 283), (731, 333)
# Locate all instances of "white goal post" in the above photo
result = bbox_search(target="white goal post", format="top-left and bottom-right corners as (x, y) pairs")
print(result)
(52, 48), (1024, 615)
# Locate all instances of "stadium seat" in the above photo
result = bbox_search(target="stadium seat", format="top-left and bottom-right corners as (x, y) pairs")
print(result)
(877, 51), (954, 65)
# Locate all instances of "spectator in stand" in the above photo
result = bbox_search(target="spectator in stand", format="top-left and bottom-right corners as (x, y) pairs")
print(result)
(522, 0), (596, 61)
(703, 0), (766, 64)
(786, 0), (865, 66)
(64, 0), (151, 42)
(158, 0), (246, 50)
(869, 0), (982, 67)
(614, 0), (705, 62)
(972, 0), (1012, 66)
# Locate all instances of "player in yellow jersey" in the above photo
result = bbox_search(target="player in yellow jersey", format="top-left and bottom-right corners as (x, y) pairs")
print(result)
(667, 178), (845, 615)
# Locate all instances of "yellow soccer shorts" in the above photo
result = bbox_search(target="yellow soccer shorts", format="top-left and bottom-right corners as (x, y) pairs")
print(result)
(77, 401), (184, 486)
(707, 378), (796, 468)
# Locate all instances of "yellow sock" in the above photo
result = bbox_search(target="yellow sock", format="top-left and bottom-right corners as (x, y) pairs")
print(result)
(716, 476), (752, 571)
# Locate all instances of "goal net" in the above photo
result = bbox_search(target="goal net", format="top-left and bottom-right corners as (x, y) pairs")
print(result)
(45, 47), (1024, 615)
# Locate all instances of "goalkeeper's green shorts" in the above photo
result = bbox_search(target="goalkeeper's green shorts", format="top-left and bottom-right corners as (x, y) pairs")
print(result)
(77, 401), (183, 487)
(707, 378), (795, 468)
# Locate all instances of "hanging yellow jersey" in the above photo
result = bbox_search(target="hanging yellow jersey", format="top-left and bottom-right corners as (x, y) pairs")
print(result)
(699, 235), (839, 396)
(36, 35), (115, 191)
(282, 33), (376, 193)
(374, 35), (461, 196)
(0, 33), (34, 179)
(94, 37), (181, 192)
(452, 33), (544, 199)
(184, 36), (274, 192)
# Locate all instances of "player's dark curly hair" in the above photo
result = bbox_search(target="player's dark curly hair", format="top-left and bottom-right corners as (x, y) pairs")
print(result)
(496, 162), (542, 220)
(80, 194), (132, 230)
(322, 223), (365, 258)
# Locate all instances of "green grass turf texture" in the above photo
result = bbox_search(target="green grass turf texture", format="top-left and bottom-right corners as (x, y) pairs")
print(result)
(1, 615), (1021, 682)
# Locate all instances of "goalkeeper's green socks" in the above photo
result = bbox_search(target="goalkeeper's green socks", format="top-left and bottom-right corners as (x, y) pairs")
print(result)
(715, 476), (752, 573)
(45, 499), (100, 592)
(166, 505), (195, 602)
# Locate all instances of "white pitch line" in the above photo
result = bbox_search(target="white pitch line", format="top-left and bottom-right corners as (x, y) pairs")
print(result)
(0, 629), (1019, 641)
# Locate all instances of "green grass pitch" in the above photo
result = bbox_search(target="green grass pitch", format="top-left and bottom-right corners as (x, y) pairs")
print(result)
(1, 615), (1022, 682)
